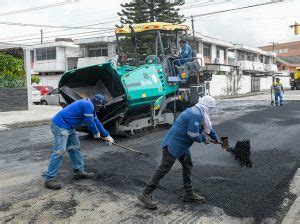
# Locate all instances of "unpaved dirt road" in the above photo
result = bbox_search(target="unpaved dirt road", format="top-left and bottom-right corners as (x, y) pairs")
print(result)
(1, 91), (300, 224)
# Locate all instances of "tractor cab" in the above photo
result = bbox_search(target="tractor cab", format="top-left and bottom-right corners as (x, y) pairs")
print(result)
(115, 22), (205, 85)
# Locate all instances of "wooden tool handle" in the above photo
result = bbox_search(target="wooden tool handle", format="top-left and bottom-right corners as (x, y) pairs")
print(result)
(100, 136), (149, 157)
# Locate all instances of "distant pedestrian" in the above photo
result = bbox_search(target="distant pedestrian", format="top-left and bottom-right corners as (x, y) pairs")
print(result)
(138, 96), (220, 210)
(273, 77), (284, 106)
(44, 94), (114, 190)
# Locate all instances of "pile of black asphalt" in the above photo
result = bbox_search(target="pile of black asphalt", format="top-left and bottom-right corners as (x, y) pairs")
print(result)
(73, 101), (300, 223)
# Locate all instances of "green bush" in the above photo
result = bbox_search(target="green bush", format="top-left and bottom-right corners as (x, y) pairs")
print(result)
(0, 76), (25, 88)
(0, 52), (26, 88)
(31, 75), (41, 84)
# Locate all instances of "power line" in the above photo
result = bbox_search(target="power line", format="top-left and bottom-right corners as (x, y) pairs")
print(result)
(188, 0), (287, 18)
(0, 0), (81, 17)
(3, 29), (115, 46)
(181, 0), (233, 10)
(0, 21), (114, 30)
(198, 15), (300, 22)
(0, 19), (119, 41)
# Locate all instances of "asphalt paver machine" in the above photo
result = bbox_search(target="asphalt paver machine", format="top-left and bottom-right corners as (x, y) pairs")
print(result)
(59, 22), (212, 135)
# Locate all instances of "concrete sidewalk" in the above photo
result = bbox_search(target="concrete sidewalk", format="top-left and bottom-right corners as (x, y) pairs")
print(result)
(283, 169), (300, 224)
(0, 105), (61, 131)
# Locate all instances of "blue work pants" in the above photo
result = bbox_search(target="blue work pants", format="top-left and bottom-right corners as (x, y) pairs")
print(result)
(45, 123), (84, 181)
(275, 93), (283, 106)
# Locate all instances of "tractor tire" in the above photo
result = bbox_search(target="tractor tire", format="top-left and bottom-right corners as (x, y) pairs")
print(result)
(41, 100), (48, 105)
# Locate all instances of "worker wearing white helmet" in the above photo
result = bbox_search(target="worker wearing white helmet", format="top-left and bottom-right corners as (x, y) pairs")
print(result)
(138, 95), (220, 210)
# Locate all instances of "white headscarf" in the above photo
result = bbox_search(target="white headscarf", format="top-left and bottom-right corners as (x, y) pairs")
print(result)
(195, 95), (216, 134)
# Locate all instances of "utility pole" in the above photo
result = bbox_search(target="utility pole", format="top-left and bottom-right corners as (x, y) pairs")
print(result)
(191, 15), (195, 41)
(191, 15), (198, 51)
(269, 41), (278, 52)
(40, 29), (43, 44)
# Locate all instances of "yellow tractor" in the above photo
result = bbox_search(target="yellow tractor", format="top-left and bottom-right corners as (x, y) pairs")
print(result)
(290, 68), (300, 90)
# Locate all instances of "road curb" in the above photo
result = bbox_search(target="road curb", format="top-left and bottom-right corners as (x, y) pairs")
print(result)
(217, 92), (266, 99)
(3, 119), (51, 130)
(282, 168), (300, 224)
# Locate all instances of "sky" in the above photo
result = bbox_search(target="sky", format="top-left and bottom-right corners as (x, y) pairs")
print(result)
(0, 0), (299, 47)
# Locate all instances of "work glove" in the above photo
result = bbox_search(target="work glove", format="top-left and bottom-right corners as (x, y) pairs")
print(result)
(202, 135), (209, 145)
(104, 135), (114, 146)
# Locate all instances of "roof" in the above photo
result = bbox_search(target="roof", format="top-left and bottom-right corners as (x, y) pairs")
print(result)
(74, 36), (116, 45)
(233, 44), (276, 57)
(115, 22), (189, 34)
(201, 35), (233, 48)
(277, 56), (300, 66)
(26, 41), (79, 49)
(260, 40), (300, 49)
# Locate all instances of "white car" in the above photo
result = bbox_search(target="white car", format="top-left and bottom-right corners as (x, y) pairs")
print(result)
(40, 88), (66, 106)
(32, 87), (42, 104)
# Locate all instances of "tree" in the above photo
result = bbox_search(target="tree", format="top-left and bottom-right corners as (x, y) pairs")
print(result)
(157, 0), (185, 23)
(118, 0), (185, 25)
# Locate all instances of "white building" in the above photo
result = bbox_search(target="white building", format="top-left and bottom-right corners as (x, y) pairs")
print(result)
(28, 37), (117, 88)
(74, 36), (117, 68)
(229, 44), (278, 76)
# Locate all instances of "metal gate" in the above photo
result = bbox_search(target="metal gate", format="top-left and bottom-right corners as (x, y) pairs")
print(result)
(251, 76), (260, 93)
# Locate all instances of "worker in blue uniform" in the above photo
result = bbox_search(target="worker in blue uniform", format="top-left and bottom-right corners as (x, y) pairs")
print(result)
(138, 95), (220, 210)
(178, 39), (193, 65)
(44, 94), (114, 190)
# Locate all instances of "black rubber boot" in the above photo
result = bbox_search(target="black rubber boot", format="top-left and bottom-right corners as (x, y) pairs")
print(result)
(183, 191), (206, 203)
(138, 193), (157, 210)
(44, 179), (62, 190)
(74, 170), (94, 180)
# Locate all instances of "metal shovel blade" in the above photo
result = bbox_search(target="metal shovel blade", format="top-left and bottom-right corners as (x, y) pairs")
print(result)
(220, 136), (229, 150)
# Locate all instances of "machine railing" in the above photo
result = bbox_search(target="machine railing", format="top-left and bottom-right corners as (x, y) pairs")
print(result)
(169, 57), (204, 82)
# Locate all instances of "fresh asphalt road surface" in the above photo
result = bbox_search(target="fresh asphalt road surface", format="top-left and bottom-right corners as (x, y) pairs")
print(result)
(0, 91), (300, 223)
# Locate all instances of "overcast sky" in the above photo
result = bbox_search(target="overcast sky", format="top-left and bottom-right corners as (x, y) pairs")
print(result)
(0, 0), (299, 47)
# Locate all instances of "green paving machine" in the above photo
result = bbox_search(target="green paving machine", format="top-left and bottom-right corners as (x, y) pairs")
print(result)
(59, 22), (211, 135)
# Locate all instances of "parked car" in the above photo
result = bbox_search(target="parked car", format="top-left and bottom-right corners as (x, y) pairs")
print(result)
(33, 85), (54, 95)
(32, 87), (42, 104)
(40, 88), (66, 106)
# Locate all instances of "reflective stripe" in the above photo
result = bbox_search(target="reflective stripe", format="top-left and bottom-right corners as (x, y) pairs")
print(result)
(67, 145), (80, 151)
(84, 114), (94, 117)
(54, 149), (66, 155)
(187, 131), (200, 138)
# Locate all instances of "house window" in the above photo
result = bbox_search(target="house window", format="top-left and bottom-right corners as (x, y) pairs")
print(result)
(203, 44), (211, 58)
(217, 46), (226, 59)
(260, 55), (264, 63)
(283, 66), (286, 70)
(238, 51), (245, 60)
(246, 53), (252, 61)
(36, 47), (56, 61)
(87, 44), (109, 57)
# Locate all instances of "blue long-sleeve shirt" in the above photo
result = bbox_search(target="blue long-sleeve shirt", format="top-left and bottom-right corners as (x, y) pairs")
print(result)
(161, 106), (218, 158)
(180, 43), (193, 63)
(52, 99), (109, 137)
